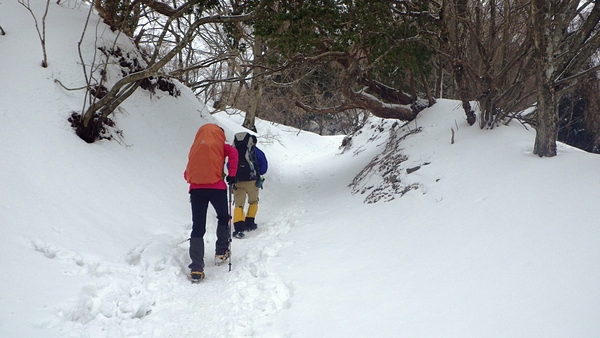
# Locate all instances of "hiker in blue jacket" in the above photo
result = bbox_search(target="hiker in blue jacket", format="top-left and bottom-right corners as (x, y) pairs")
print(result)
(231, 132), (268, 238)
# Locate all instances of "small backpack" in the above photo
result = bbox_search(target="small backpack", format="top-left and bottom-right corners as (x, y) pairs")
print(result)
(234, 132), (259, 181)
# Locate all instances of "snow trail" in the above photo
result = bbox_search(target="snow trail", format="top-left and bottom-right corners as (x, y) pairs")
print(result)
(46, 113), (344, 337)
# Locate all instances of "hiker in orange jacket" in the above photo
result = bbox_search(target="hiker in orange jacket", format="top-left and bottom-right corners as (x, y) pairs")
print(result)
(184, 123), (238, 282)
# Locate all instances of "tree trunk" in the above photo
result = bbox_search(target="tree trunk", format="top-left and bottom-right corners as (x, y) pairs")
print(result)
(435, 57), (444, 98)
(532, 0), (557, 157)
(409, 69), (417, 102)
(533, 78), (558, 157)
(419, 70), (436, 107)
(454, 60), (477, 125)
(216, 56), (238, 110)
(216, 19), (242, 111)
(440, 0), (476, 125)
(243, 35), (264, 132)
(582, 82), (600, 152)
(479, 0), (495, 129)
(455, 0), (476, 125)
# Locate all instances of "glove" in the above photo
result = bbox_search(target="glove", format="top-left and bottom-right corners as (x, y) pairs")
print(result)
(226, 175), (237, 185)
(256, 176), (265, 189)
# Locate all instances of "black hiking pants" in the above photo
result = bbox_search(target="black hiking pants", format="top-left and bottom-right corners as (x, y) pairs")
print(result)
(188, 188), (230, 272)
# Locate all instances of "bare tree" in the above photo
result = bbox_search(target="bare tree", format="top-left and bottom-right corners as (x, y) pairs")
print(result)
(531, 0), (600, 157)
(259, 60), (348, 135)
(439, 0), (477, 125)
(472, 0), (536, 129)
(211, 0), (248, 111)
(434, 0), (536, 128)
(74, 0), (268, 142)
(19, 0), (50, 67)
(242, 34), (265, 131)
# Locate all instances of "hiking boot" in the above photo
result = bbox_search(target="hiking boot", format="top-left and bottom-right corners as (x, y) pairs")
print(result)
(233, 220), (246, 232)
(245, 217), (257, 231)
(190, 271), (205, 283)
(215, 250), (230, 266)
(233, 231), (245, 239)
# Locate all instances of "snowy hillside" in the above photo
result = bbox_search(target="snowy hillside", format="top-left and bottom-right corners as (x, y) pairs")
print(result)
(2, 1), (600, 337)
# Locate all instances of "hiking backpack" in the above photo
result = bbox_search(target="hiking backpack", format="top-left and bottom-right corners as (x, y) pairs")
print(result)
(234, 132), (259, 181)
(185, 124), (226, 185)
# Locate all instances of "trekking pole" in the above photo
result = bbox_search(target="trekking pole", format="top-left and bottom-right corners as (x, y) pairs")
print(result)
(228, 183), (233, 272)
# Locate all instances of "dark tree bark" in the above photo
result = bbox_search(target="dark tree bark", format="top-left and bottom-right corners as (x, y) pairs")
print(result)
(243, 35), (264, 132)
(531, 0), (557, 157)
(531, 0), (600, 157)
(439, 0), (476, 125)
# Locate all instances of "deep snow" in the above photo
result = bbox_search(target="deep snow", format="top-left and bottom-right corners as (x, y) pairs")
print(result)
(2, 1), (600, 337)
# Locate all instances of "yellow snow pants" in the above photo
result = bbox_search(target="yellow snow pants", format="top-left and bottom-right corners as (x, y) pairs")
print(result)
(233, 180), (260, 223)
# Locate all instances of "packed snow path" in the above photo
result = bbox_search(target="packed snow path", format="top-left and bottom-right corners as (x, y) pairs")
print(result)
(47, 117), (345, 337)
